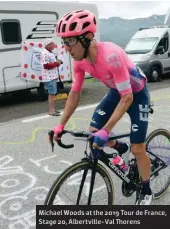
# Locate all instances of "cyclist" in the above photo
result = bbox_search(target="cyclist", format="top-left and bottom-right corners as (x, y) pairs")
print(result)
(52, 10), (152, 205)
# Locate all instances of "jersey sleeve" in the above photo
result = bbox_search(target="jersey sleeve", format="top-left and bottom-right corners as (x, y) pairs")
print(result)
(71, 61), (85, 92)
(109, 51), (132, 95)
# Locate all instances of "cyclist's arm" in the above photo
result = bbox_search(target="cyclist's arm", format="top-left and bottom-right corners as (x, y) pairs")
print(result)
(104, 52), (133, 132)
(60, 62), (85, 126)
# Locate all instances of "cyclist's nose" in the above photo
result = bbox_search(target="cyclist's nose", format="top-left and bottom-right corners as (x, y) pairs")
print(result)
(65, 45), (71, 52)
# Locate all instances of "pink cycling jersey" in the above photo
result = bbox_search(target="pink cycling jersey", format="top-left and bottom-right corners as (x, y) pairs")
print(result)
(72, 42), (146, 95)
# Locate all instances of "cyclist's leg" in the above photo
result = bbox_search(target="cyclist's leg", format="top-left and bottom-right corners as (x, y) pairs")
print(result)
(127, 85), (152, 204)
(89, 89), (129, 154)
(89, 90), (116, 132)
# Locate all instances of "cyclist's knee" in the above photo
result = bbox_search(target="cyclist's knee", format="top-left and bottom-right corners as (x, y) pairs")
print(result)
(131, 143), (146, 157)
(106, 140), (116, 147)
(89, 126), (99, 133)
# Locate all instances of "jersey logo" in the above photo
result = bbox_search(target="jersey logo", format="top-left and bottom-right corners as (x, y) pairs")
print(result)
(95, 109), (106, 116)
(132, 124), (139, 132)
(139, 104), (149, 121)
(106, 53), (122, 68)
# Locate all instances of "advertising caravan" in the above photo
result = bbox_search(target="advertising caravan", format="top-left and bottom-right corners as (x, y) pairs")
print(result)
(0, 1), (99, 100)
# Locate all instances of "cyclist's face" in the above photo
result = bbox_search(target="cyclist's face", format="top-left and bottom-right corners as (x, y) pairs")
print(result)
(62, 37), (85, 61)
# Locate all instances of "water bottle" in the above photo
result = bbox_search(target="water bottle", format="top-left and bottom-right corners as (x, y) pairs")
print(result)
(112, 154), (128, 173)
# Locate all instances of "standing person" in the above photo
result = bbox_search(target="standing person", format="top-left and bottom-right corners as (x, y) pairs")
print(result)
(51, 10), (152, 205)
(41, 39), (62, 116)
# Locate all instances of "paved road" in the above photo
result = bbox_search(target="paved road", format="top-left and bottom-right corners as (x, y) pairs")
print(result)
(0, 82), (170, 229)
(0, 78), (170, 123)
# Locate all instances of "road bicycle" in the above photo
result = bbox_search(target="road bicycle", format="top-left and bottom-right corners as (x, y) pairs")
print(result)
(44, 107), (170, 205)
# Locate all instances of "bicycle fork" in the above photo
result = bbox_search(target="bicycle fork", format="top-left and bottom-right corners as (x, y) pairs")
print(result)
(76, 160), (97, 205)
(87, 160), (97, 205)
(76, 138), (99, 205)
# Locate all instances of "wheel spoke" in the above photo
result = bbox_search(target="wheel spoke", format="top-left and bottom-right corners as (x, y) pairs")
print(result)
(146, 129), (170, 198)
(44, 162), (114, 205)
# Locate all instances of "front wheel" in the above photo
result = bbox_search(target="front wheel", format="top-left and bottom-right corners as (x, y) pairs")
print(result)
(146, 128), (170, 199)
(148, 66), (161, 82)
(44, 161), (114, 205)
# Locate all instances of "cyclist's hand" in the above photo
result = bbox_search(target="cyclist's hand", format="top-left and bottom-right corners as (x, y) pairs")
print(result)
(52, 124), (64, 141)
(92, 128), (109, 149)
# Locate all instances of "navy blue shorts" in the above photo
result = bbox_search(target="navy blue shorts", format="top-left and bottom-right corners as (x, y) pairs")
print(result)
(90, 86), (150, 144)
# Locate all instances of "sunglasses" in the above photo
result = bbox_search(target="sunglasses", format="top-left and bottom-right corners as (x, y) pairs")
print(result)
(62, 37), (79, 47)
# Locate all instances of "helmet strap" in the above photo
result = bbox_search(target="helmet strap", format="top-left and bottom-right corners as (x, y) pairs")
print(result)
(78, 36), (91, 58)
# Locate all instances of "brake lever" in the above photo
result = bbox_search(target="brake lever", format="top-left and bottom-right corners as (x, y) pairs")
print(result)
(48, 130), (54, 152)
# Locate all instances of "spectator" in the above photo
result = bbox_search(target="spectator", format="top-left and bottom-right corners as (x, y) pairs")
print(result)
(41, 39), (62, 116)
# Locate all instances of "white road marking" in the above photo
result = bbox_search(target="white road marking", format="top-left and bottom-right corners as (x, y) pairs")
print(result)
(21, 103), (99, 123)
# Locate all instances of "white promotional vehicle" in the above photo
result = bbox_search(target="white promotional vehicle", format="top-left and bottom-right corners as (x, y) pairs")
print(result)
(0, 1), (99, 100)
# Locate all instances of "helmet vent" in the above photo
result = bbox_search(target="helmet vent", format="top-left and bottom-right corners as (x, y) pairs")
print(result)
(58, 20), (62, 33)
(76, 10), (83, 13)
(69, 22), (77, 31)
(79, 15), (88, 19)
(93, 17), (96, 25)
(65, 14), (72, 21)
(62, 24), (66, 32)
(63, 12), (70, 18)
(82, 22), (90, 30)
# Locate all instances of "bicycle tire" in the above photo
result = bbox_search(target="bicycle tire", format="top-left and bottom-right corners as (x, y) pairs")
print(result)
(44, 160), (114, 205)
(146, 128), (170, 199)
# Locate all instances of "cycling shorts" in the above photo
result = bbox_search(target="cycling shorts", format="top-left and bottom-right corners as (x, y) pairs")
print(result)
(90, 85), (150, 144)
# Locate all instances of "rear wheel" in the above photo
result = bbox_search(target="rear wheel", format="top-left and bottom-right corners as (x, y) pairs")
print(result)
(146, 128), (170, 199)
(44, 161), (114, 205)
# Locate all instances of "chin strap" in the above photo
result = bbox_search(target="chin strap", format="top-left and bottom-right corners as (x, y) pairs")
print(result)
(78, 36), (91, 59)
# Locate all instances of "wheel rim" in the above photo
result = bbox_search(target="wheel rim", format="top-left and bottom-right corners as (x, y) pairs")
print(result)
(152, 70), (159, 80)
(49, 166), (112, 205)
(147, 133), (170, 198)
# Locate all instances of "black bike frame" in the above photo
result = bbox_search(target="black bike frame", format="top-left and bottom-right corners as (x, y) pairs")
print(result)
(90, 133), (133, 184)
(48, 130), (167, 205)
(84, 135), (167, 205)
(84, 133), (134, 205)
